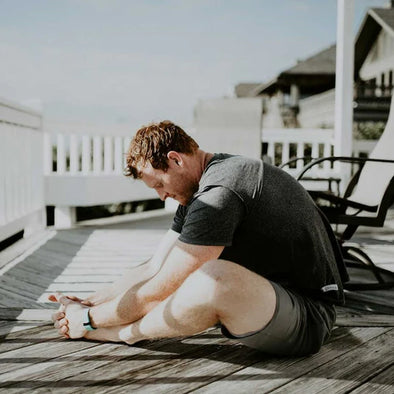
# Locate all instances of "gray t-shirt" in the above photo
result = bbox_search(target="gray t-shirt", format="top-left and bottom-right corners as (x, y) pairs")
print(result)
(171, 154), (346, 305)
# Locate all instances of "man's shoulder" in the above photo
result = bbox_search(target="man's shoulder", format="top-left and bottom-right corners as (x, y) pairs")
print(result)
(204, 154), (261, 180)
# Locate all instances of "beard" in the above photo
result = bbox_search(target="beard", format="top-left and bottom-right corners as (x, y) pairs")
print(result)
(177, 179), (199, 206)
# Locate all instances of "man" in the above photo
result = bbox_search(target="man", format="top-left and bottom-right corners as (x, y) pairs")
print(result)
(50, 120), (346, 356)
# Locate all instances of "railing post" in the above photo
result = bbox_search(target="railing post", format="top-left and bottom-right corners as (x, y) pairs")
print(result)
(334, 0), (354, 188)
(69, 134), (79, 174)
(282, 142), (289, 165)
(296, 143), (304, 170)
(104, 136), (113, 174)
(93, 136), (103, 174)
(57, 134), (66, 174)
(82, 135), (91, 174)
(55, 206), (76, 229)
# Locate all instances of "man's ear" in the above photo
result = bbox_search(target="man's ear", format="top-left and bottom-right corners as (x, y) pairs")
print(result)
(167, 151), (182, 166)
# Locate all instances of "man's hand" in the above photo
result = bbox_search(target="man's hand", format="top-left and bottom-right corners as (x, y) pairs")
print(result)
(49, 293), (91, 339)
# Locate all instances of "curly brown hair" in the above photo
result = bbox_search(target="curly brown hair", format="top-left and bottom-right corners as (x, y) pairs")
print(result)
(125, 120), (199, 178)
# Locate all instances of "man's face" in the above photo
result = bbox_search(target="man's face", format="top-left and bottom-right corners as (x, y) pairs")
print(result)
(139, 159), (198, 206)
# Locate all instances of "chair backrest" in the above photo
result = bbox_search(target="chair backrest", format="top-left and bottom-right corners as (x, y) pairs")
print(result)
(349, 94), (394, 207)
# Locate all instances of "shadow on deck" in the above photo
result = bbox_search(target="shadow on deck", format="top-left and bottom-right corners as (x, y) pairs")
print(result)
(0, 211), (393, 393)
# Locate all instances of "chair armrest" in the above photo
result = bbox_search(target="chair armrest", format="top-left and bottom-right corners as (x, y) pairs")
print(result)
(309, 191), (378, 212)
(279, 157), (314, 170)
(296, 156), (394, 181)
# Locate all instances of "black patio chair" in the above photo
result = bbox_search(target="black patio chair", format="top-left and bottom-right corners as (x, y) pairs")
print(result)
(280, 95), (394, 291)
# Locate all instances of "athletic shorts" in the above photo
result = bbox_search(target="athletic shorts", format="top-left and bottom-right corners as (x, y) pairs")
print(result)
(221, 281), (336, 356)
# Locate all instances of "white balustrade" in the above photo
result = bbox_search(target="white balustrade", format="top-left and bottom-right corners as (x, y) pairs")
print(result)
(262, 128), (377, 193)
(0, 97), (45, 243)
(263, 128), (336, 176)
(45, 133), (135, 176)
(44, 132), (157, 228)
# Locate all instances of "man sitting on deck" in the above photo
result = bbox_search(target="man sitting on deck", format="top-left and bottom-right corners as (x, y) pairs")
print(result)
(50, 120), (346, 356)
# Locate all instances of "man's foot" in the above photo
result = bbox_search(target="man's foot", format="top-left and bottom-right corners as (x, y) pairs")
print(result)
(49, 292), (89, 339)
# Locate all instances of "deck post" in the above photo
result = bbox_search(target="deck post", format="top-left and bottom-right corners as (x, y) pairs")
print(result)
(54, 206), (76, 228)
(334, 0), (354, 184)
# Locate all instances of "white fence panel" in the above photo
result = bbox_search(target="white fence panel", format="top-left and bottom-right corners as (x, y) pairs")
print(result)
(262, 128), (378, 192)
(44, 132), (157, 228)
(263, 128), (336, 177)
(0, 97), (45, 242)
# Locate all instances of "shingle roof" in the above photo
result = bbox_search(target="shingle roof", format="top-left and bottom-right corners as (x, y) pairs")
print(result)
(282, 45), (336, 75)
(234, 83), (262, 97)
(254, 45), (336, 95)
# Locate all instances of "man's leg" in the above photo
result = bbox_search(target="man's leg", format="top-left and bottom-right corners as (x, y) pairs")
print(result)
(83, 259), (276, 344)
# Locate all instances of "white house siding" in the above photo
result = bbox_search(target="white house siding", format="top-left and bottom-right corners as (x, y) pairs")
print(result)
(359, 28), (394, 87)
(298, 89), (336, 129)
(194, 98), (263, 159)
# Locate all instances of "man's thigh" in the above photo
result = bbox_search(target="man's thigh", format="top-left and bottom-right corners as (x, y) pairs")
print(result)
(220, 279), (336, 357)
(201, 259), (277, 336)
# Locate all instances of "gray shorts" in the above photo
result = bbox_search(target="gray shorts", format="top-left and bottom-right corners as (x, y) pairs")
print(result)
(221, 281), (336, 356)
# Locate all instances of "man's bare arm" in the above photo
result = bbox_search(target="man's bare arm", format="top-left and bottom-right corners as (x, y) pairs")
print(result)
(82, 229), (180, 306)
(88, 241), (224, 328)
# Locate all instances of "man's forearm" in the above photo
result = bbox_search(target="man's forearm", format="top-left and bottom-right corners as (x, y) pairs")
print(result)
(85, 230), (179, 306)
(87, 243), (209, 328)
(84, 260), (155, 306)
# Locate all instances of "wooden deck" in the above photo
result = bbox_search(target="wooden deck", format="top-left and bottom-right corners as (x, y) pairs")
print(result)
(0, 210), (393, 393)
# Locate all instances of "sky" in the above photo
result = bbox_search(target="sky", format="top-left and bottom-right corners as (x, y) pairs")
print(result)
(0, 0), (390, 131)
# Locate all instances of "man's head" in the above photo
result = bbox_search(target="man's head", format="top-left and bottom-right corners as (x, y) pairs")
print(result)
(125, 120), (199, 178)
(125, 121), (201, 205)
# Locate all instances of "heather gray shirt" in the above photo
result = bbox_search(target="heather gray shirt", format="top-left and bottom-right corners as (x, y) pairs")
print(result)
(171, 154), (346, 304)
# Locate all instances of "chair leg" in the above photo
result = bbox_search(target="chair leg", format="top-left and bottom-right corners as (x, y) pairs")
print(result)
(340, 225), (358, 242)
(343, 245), (386, 284)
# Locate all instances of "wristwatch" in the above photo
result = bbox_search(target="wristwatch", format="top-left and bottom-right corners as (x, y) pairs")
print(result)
(82, 308), (97, 331)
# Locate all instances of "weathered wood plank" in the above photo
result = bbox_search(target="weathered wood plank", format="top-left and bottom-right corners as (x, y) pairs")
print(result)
(267, 329), (394, 394)
(336, 310), (394, 327)
(349, 364), (394, 394)
(0, 329), (225, 391)
(0, 333), (100, 376)
(181, 327), (391, 394)
(0, 325), (60, 354)
(0, 308), (53, 321)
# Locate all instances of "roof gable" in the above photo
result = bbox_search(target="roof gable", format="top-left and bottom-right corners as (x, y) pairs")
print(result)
(355, 7), (394, 78)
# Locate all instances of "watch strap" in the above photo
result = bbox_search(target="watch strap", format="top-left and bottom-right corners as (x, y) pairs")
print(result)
(82, 308), (96, 331)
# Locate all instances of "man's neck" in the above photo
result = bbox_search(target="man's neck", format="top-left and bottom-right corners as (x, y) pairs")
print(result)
(198, 150), (214, 177)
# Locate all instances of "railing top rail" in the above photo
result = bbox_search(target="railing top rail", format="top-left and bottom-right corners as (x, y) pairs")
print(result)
(262, 128), (334, 141)
(0, 96), (42, 129)
(0, 96), (42, 117)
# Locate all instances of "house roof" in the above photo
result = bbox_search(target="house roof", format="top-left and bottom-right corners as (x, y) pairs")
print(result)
(234, 83), (262, 97)
(281, 44), (336, 75)
(254, 44), (336, 95)
(355, 7), (394, 79)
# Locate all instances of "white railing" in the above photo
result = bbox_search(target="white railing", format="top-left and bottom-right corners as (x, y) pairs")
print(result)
(263, 128), (335, 176)
(0, 97), (45, 242)
(44, 133), (132, 176)
(262, 128), (377, 192)
(44, 132), (158, 228)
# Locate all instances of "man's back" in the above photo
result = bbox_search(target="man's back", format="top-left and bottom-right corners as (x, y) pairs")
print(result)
(172, 154), (345, 304)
